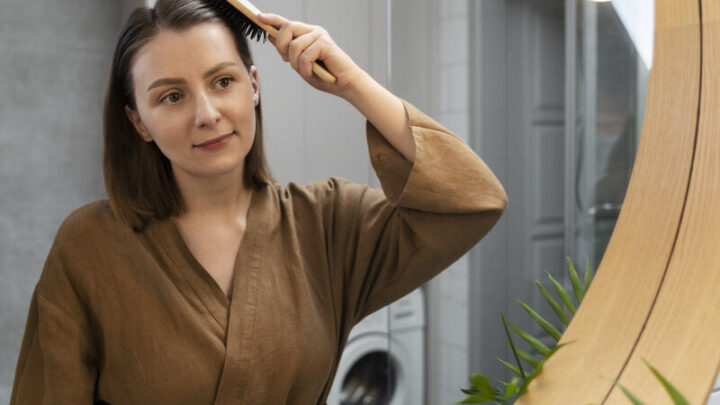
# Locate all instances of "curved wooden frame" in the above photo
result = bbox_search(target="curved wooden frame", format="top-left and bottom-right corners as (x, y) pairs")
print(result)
(516, 0), (717, 403)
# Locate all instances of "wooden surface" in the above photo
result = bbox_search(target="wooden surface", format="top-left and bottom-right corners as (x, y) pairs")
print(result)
(605, 1), (720, 403)
(515, 0), (703, 403)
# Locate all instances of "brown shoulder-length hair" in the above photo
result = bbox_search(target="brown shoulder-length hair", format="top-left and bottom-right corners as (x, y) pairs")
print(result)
(103, 0), (274, 232)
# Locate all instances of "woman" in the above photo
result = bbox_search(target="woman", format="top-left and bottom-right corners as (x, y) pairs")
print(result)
(11, 0), (507, 403)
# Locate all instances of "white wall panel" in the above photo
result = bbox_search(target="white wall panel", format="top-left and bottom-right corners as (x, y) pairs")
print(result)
(532, 126), (565, 225)
(251, 0), (307, 186)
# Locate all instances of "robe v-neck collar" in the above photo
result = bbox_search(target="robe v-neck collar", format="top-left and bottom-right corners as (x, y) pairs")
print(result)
(149, 184), (273, 335)
(146, 184), (277, 402)
(214, 183), (275, 402)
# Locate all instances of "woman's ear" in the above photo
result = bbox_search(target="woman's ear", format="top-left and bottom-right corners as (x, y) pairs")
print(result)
(250, 65), (260, 106)
(124, 105), (153, 142)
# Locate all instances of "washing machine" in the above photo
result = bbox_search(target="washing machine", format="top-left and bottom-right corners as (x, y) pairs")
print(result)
(326, 288), (425, 405)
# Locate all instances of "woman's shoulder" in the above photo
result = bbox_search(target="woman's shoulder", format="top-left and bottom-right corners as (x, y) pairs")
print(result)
(53, 199), (126, 247)
(271, 177), (375, 204)
(266, 178), (386, 224)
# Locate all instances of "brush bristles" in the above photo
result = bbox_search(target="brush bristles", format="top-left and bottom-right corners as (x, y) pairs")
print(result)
(204, 0), (268, 42)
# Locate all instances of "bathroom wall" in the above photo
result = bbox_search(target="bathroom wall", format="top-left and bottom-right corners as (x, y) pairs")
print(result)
(425, 1), (473, 403)
(390, 0), (475, 403)
(0, 0), (123, 401)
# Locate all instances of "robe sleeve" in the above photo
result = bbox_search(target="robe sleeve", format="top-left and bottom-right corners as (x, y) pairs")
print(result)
(11, 233), (99, 404)
(326, 99), (508, 325)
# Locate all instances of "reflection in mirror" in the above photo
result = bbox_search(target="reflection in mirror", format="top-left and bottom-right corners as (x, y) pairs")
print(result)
(572, 0), (653, 269)
(387, 0), (656, 403)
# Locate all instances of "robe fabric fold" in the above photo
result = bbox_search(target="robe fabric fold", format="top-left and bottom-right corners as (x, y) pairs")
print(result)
(11, 100), (507, 405)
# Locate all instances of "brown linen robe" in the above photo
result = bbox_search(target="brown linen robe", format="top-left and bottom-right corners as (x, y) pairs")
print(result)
(11, 100), (507, 404)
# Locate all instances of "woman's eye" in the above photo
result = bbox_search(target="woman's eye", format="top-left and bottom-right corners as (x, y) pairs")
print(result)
(160, 92), (182, 104)
(216, 77), (235, 89)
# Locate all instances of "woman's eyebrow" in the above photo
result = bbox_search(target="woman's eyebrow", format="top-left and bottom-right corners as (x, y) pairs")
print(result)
(146, 61), (239, 92)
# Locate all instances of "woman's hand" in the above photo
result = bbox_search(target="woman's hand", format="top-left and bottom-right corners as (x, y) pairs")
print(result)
(256, 13), (369, 99)
(256, 13), (416, 163)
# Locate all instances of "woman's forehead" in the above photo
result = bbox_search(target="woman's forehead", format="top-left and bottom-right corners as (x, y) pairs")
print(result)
(131, 22), (242, 83)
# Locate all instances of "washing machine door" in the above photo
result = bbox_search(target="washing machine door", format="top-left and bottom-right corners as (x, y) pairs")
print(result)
(326, 332), (410, 405)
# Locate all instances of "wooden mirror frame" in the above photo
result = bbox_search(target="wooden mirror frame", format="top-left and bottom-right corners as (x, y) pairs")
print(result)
(516, 0), (720, 403)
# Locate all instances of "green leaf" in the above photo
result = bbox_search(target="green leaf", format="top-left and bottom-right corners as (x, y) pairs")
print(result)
(497, 358), (522, 378)
(516, 342), (572, 396)
(516, 348), (541, 369)
(617, 383), (646, 405)
(535, 280), (571, 325)
(469, 373), (494, 400)
(567, 257), (584, 304)
(583, 258), (593, 293)
(509, 322), (552, 357)
(504, 377), (521, 401)
(460, 388), (477, 395)
(549, 341), (573, 353)
(518, 300), (562, 341)
(517, 356), (545, 396)
(643, 360), (691, 405)
(501, 314), (526, 379)
(546, 271), (577, 315)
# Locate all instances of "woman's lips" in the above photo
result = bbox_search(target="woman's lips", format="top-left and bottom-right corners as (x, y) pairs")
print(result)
(196, 131), (234, 147)
(195, 131), (234, 151)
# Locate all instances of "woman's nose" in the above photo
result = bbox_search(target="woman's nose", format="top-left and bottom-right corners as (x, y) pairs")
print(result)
(194, 92), (221, 128)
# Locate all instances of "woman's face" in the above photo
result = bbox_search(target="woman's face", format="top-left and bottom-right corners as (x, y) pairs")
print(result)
(124, 22), (259, 181)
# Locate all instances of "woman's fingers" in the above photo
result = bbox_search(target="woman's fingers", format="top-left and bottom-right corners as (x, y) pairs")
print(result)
(273, 25), (295, 61)
(257, 13), (314, 62)
(297, 40), (327, 80)
(256, 12), (287, 29)
(288, 31), (322, 72)
(257, 13), (363, 94)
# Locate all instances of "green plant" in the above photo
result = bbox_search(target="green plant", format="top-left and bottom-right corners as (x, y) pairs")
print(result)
(616, 359), (690, 405)
(454, 258), (592, 404)
(455, 257), (693, 405)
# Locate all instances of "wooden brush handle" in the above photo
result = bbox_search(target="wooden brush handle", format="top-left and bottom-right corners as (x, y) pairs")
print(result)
(226, 0), (337, 83)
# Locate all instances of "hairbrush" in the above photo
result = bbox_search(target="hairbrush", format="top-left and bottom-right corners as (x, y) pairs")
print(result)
(205, 0), (336, 83)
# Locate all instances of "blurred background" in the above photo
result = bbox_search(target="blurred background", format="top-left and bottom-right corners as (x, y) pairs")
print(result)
(0, 0), (652, 403)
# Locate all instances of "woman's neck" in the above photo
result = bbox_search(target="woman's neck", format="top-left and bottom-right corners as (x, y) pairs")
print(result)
(171, 165), (253, 228)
